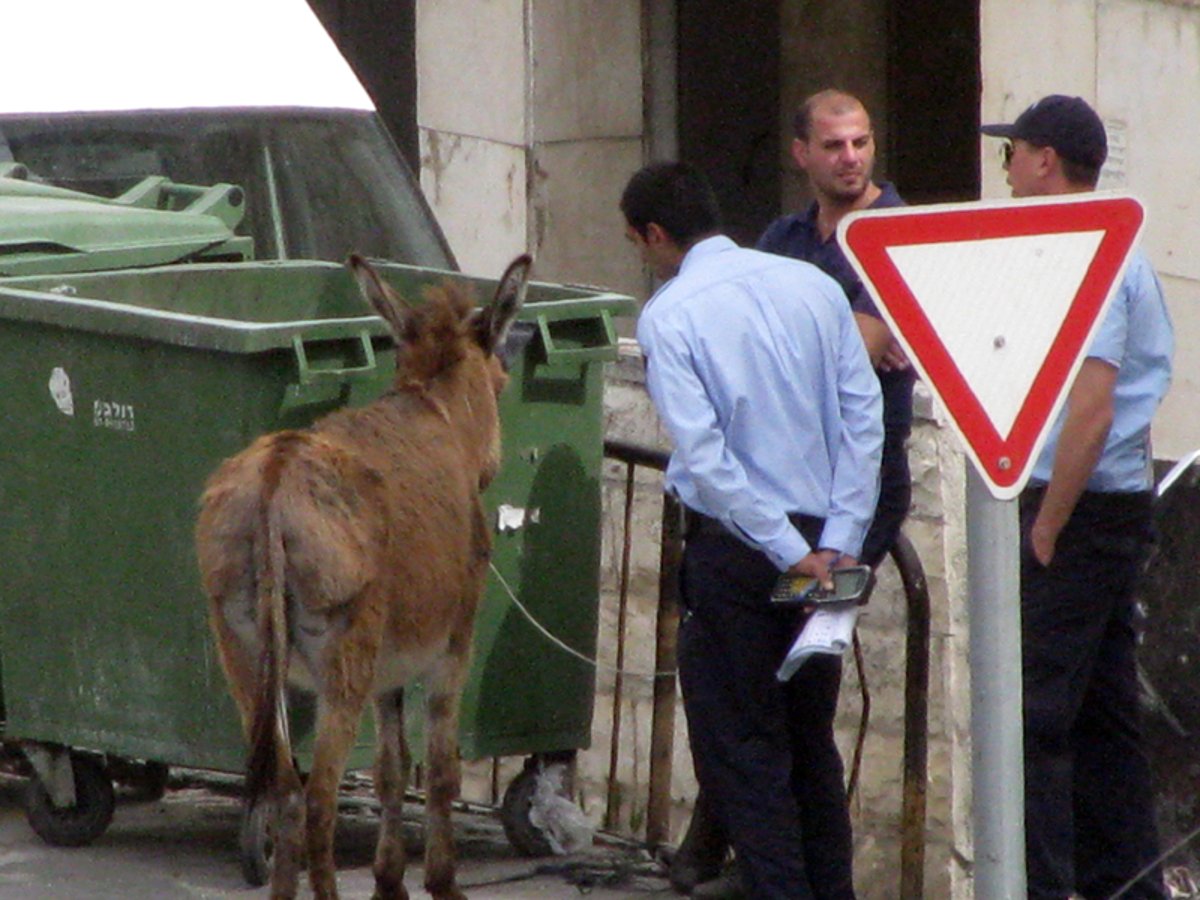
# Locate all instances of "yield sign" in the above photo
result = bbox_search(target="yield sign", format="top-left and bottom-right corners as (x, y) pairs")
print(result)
(838, 193), (1145, 499)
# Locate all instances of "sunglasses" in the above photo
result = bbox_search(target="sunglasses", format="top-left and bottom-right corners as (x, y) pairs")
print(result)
(1000, 140), (1014, 170)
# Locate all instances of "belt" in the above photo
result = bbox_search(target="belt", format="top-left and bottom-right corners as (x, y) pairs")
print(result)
(684, 508), (825, 544)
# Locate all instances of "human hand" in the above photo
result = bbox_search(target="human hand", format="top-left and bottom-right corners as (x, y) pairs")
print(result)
(787, 552), (833, 591)
(878, 339), (911, 372)
(786, 549), (858, 590)
(1029, 518), (1058, 566)
(827, 551), (858, 570)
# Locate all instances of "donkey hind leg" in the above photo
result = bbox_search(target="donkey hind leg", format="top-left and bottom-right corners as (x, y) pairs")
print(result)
(304, 691), (370, 900)
(422, 654), (471, 900)
(243, 675), (303, 900)
(209, 601), (262, 739)
(215, 603), (304, 900)
(371, 688), (412, 900)
(269, 756), (307, 900)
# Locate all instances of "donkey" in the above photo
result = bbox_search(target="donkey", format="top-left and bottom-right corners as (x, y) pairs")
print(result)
(195, 253), (531, 900)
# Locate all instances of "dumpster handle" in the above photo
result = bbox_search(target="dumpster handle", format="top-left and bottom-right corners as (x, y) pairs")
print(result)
(536, 309), (618, 364)
(291, 332), (378, 385)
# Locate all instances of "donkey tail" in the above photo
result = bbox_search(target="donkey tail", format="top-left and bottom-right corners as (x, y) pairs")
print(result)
(244, 478), (293, 802)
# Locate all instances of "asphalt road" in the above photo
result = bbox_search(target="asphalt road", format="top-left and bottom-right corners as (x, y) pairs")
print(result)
(0, 772), (668, 899)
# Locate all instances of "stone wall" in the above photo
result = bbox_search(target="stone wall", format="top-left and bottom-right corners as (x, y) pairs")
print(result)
(515, 338), (978, 898)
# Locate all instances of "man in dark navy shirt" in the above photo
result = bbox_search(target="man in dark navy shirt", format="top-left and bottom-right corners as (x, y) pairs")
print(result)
(758, 89), (913, 569)
(673, 90), (913, 900)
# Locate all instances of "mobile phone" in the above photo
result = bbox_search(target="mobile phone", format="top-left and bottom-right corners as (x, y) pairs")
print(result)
(770, 565), (874, 607)
(829, 565), (874, 605)
(770, 572), (819, 605)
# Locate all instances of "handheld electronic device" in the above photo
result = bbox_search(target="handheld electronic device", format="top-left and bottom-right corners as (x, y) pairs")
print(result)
(770, 565), (874, 607)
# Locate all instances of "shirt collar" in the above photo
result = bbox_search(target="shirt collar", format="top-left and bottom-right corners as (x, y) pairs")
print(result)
(678, 234), (737, 274)
(643, 234), (736, 311)
(802, 181), (903, 242)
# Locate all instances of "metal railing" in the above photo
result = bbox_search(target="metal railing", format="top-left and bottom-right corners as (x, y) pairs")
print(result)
(601, 437), (932, 899)
(601, 438), (681, 845)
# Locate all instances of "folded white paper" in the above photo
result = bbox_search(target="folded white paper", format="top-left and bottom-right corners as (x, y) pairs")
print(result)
(776, 604), (860, 681)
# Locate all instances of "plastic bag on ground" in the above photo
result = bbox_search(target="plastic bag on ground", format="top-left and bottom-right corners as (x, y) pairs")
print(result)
(527, 763), (594, 854)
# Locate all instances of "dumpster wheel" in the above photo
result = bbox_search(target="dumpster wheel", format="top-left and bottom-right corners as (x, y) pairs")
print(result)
(111, 759), (170, 802)
(239, 797), (273, 887)
(499, 767), (554, 857)
(25, 753), (116, 847)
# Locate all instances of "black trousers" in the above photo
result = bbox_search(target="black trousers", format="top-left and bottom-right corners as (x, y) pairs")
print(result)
(679, 514), (855, 900)
(1019, 489), (1164, 900)
(859, 417), (911, 568)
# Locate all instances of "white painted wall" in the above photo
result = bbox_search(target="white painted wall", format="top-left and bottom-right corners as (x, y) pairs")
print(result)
(981, 0), (1200, 460)
(968, 3), (1200, 895)
(416, 0), (646, 296)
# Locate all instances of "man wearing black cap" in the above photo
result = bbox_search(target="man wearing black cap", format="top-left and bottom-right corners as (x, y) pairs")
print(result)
(982, 95), (1173, 900)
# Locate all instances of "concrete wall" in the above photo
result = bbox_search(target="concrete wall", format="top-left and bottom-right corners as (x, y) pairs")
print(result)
(981, 0), (1200, 460)
(416, 0), (646, 301)
(416, 2), (1200, 897)
(414, 3), (970, 896)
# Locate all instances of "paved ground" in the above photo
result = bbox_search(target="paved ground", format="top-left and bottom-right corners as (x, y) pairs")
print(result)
(0, 771), (672, 899)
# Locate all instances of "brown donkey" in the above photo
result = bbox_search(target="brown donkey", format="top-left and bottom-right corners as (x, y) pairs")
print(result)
(195, 254), (531, 900)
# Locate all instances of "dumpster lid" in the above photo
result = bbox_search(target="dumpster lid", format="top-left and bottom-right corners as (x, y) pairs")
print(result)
(0, 0), (371, 115)
(0, 260), (637, 357)
(0, 173), (252, 275)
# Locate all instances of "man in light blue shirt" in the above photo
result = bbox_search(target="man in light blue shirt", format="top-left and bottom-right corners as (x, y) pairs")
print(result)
(983, 95), (1173, 900)
(624, 161), (881, 899)
(1029, 250), (1172, 495)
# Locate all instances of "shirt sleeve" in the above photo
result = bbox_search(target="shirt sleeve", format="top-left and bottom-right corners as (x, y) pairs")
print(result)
(639, 313), (811, 569)
(819, 303), (884, 557)
(1087, 268), (1135, 368)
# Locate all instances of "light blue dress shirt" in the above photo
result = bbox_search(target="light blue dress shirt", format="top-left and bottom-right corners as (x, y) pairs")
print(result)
(1031, 249), (1174, 492)
(636, 235), (884, 569)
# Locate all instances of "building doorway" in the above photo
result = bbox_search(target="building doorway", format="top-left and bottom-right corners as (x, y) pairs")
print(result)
(673, 0), (980, 239)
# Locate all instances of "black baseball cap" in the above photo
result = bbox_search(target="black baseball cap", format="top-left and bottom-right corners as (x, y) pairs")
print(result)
(981, 95), (1107, 168)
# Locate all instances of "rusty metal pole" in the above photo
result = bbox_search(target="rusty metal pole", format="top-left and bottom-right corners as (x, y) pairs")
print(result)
(604, 462), (637, 831)
(846, 630), (871, 804)
(645, 492), (683, 846)
(892, 532), (931, 900)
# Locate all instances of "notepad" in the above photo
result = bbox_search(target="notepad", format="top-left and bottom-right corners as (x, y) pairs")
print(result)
(776, 604), (860, 682)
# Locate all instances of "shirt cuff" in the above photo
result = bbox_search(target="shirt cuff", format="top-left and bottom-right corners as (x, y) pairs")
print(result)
(818, 518), (866, 561)
(766, 527), (812, 572)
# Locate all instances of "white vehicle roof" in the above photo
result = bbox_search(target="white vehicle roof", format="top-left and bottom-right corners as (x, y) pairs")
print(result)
(2, 0), (373, 114)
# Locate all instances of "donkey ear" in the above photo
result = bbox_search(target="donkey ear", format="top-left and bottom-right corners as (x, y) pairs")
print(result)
(347, 254), (413, 342)
(476, 253), (532, 354)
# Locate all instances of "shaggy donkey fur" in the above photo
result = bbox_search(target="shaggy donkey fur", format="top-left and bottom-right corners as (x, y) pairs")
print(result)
(196, 254), (531, 899)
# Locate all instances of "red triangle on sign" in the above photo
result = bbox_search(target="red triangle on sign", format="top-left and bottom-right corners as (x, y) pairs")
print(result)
(839, 194), (1144, 500)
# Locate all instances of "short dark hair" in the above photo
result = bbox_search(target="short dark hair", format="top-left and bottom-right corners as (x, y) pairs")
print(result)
(619, 161), (721, 246)
(1058, 156), (1102, 189)
(793, 89), (867, 141)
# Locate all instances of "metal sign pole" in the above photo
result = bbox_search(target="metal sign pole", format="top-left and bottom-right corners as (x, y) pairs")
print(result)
(966, 464), (1027, 898)
(838, 195), (1146, 899)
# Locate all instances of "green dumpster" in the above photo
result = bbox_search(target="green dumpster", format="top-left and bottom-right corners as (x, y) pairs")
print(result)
(0, 260), (634, 849)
